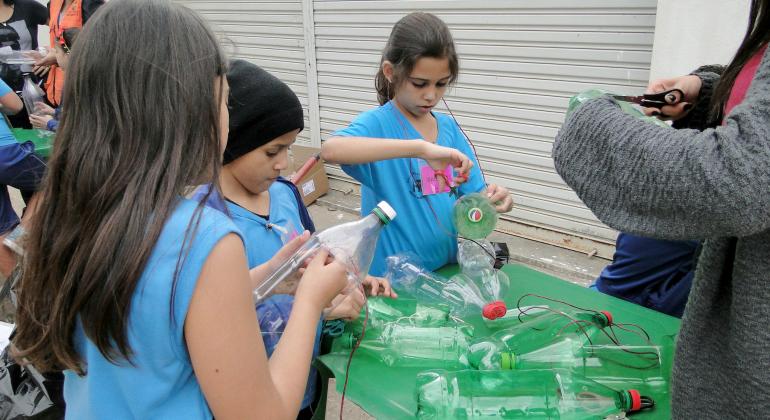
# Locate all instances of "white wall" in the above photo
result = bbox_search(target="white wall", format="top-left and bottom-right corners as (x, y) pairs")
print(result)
(649, 0), (750, 81)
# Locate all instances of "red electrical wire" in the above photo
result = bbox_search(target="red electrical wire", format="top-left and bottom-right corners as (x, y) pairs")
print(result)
(339, 296), (368, 420)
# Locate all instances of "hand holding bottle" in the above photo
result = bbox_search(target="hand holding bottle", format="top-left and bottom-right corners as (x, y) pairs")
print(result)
(293, 249), (349, 312)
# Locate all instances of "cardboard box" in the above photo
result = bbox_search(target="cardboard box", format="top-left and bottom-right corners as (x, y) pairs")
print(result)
(282, 145), (329, 206)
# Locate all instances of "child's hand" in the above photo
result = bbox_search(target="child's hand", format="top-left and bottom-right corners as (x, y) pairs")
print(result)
(485, 184), (513, 213)
(324, 288), (366, 321)
(29, 114), (53, 130)
(420, 143), (473, 179)
(295, 249), (348, 312)
(362, 275), (397, 298)
(34, 102), (55, 116)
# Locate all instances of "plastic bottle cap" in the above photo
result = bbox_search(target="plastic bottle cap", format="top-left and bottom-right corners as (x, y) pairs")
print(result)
(482, 301), (507, 320)
(376, 201), (397, 222)
(628, 390), (642, 411)
(600, 310), (613, 326)
(500, 352), (515, 370)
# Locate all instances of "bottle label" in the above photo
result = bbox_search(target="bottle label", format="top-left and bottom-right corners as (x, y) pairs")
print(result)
(467, 208), (484, 223)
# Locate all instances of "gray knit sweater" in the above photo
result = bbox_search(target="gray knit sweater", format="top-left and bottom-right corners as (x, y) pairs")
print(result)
(553, 47), (770, 419)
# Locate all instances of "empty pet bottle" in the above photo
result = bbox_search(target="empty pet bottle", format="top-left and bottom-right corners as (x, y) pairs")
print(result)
(254, 201), (396, 304)
(356, 297), (452, 331)
(386, 254), (509, 320)
(341, 322), (474, 369)
(453, 192), (499, 239)
(416, 369), (654, 419)
(566, 88), (669, 128)
(468, 310), (614, 370)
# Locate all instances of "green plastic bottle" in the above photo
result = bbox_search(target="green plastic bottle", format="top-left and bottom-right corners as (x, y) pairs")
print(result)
(416, 369), (654, 419)
(341, 322), (474, 369)
(566, 88), (670, 128)
(453, 192), (499, 239)
(468, 310), (613, 370)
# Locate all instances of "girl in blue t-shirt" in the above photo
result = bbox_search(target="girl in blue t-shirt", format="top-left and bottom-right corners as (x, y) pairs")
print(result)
(322, 12), (514, 275)
(213, 59), (396, 417)
(11, 1), (349, 419)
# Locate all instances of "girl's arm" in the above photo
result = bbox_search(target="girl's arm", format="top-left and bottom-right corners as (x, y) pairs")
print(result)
(0, 91), (22, 116)
(322, 136), (473, 175)
(186, 234), (347, 419)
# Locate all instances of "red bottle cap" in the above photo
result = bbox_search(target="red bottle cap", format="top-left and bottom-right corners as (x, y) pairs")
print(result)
(628, 389), (642, 411)
(600, 310), (613, 326)
(482, 301), (507, 320)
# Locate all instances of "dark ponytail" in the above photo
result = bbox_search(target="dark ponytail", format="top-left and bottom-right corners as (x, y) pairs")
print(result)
(710, 0), (770, 119)
(375, 12), (459, 105)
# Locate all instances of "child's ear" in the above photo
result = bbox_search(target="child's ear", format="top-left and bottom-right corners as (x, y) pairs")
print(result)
(382, 61), (395, 83)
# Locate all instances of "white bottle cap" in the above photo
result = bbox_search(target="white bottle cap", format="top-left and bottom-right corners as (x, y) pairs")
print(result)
(376, 201), (397, 221)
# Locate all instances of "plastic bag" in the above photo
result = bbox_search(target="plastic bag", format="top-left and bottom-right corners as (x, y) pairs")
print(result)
(0, 338), (65, 419)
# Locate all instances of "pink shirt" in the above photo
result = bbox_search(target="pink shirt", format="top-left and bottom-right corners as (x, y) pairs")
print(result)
(724, 44), (768, 119)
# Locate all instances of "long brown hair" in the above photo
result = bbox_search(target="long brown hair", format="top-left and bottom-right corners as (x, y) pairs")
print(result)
(13, 0), (227, 374)
(711, 0), (770, 119)
(375, 12), (459, 105)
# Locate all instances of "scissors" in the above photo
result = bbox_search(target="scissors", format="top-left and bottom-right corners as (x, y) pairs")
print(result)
(612, 88), (685, 109)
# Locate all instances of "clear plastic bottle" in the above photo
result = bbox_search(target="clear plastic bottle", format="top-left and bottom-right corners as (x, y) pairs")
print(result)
(21, 74), (45, 116)
(386, 254), (510, 320)
(341, 322), (474, 369)
(566, 88), (670, 128)
(468, 310), (614, 370)
(416, 369), (654, 419)
(355, 297), (452, 331)
(253, 201), (396, 304)
(453, 192), (499, 239)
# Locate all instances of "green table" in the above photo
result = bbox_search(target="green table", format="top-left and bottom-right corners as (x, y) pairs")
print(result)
(12, 128), (54, 158)
(318, 263), (680, 419)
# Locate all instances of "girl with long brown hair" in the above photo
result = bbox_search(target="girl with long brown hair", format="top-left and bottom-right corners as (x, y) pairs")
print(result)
(13, 0), (348, 418)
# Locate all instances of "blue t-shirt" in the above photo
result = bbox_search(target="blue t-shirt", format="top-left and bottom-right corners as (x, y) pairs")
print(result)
(63, 199), (242, 420)
(0, 80), (17, 147)
(332, 101), (486, 275)
(224, 181), (321, 410)
(596, 233), (699, 318)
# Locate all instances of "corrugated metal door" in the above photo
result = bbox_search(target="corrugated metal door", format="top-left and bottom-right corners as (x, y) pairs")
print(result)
(179, 0), (316, 146)
(176, 0), (657, 257)
(314, 0), (657, 256)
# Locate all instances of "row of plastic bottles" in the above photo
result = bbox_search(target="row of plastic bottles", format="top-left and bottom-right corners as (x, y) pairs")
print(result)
(416, 369), (654, 419)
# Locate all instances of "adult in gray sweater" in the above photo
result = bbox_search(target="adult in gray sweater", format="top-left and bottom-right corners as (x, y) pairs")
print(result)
(552, 2), (770, 418)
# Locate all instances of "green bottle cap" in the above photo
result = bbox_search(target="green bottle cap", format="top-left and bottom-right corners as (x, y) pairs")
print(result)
(500, 352), (516, 370)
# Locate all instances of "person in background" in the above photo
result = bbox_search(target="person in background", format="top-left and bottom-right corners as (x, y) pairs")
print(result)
(12, 1), (349, 418)
(32, 0), (103, 107)
(322, 12), (513, 276)
(0, 0), (47, 128)
(28, 27), (79, 132)
(553, 0), (770, 416)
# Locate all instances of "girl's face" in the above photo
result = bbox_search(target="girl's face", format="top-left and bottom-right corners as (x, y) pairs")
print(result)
(225, 129), (299, 195)
(386, 56), (452, 119)
(54, 44), (69, 70)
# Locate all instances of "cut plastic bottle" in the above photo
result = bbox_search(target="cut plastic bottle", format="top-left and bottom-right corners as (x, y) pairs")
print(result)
(453, 192), (499, 240)
(416, 369), (654, 419)
(254, 201), (396, 304)
(386, 254), (510, 320)
(566, 88), (670, 128)
(340, 322), (474, 369)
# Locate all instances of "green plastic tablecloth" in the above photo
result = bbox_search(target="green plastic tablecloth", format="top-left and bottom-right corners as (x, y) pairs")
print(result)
(12, 128), (54, 158)
(318, 263), (680, 419)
